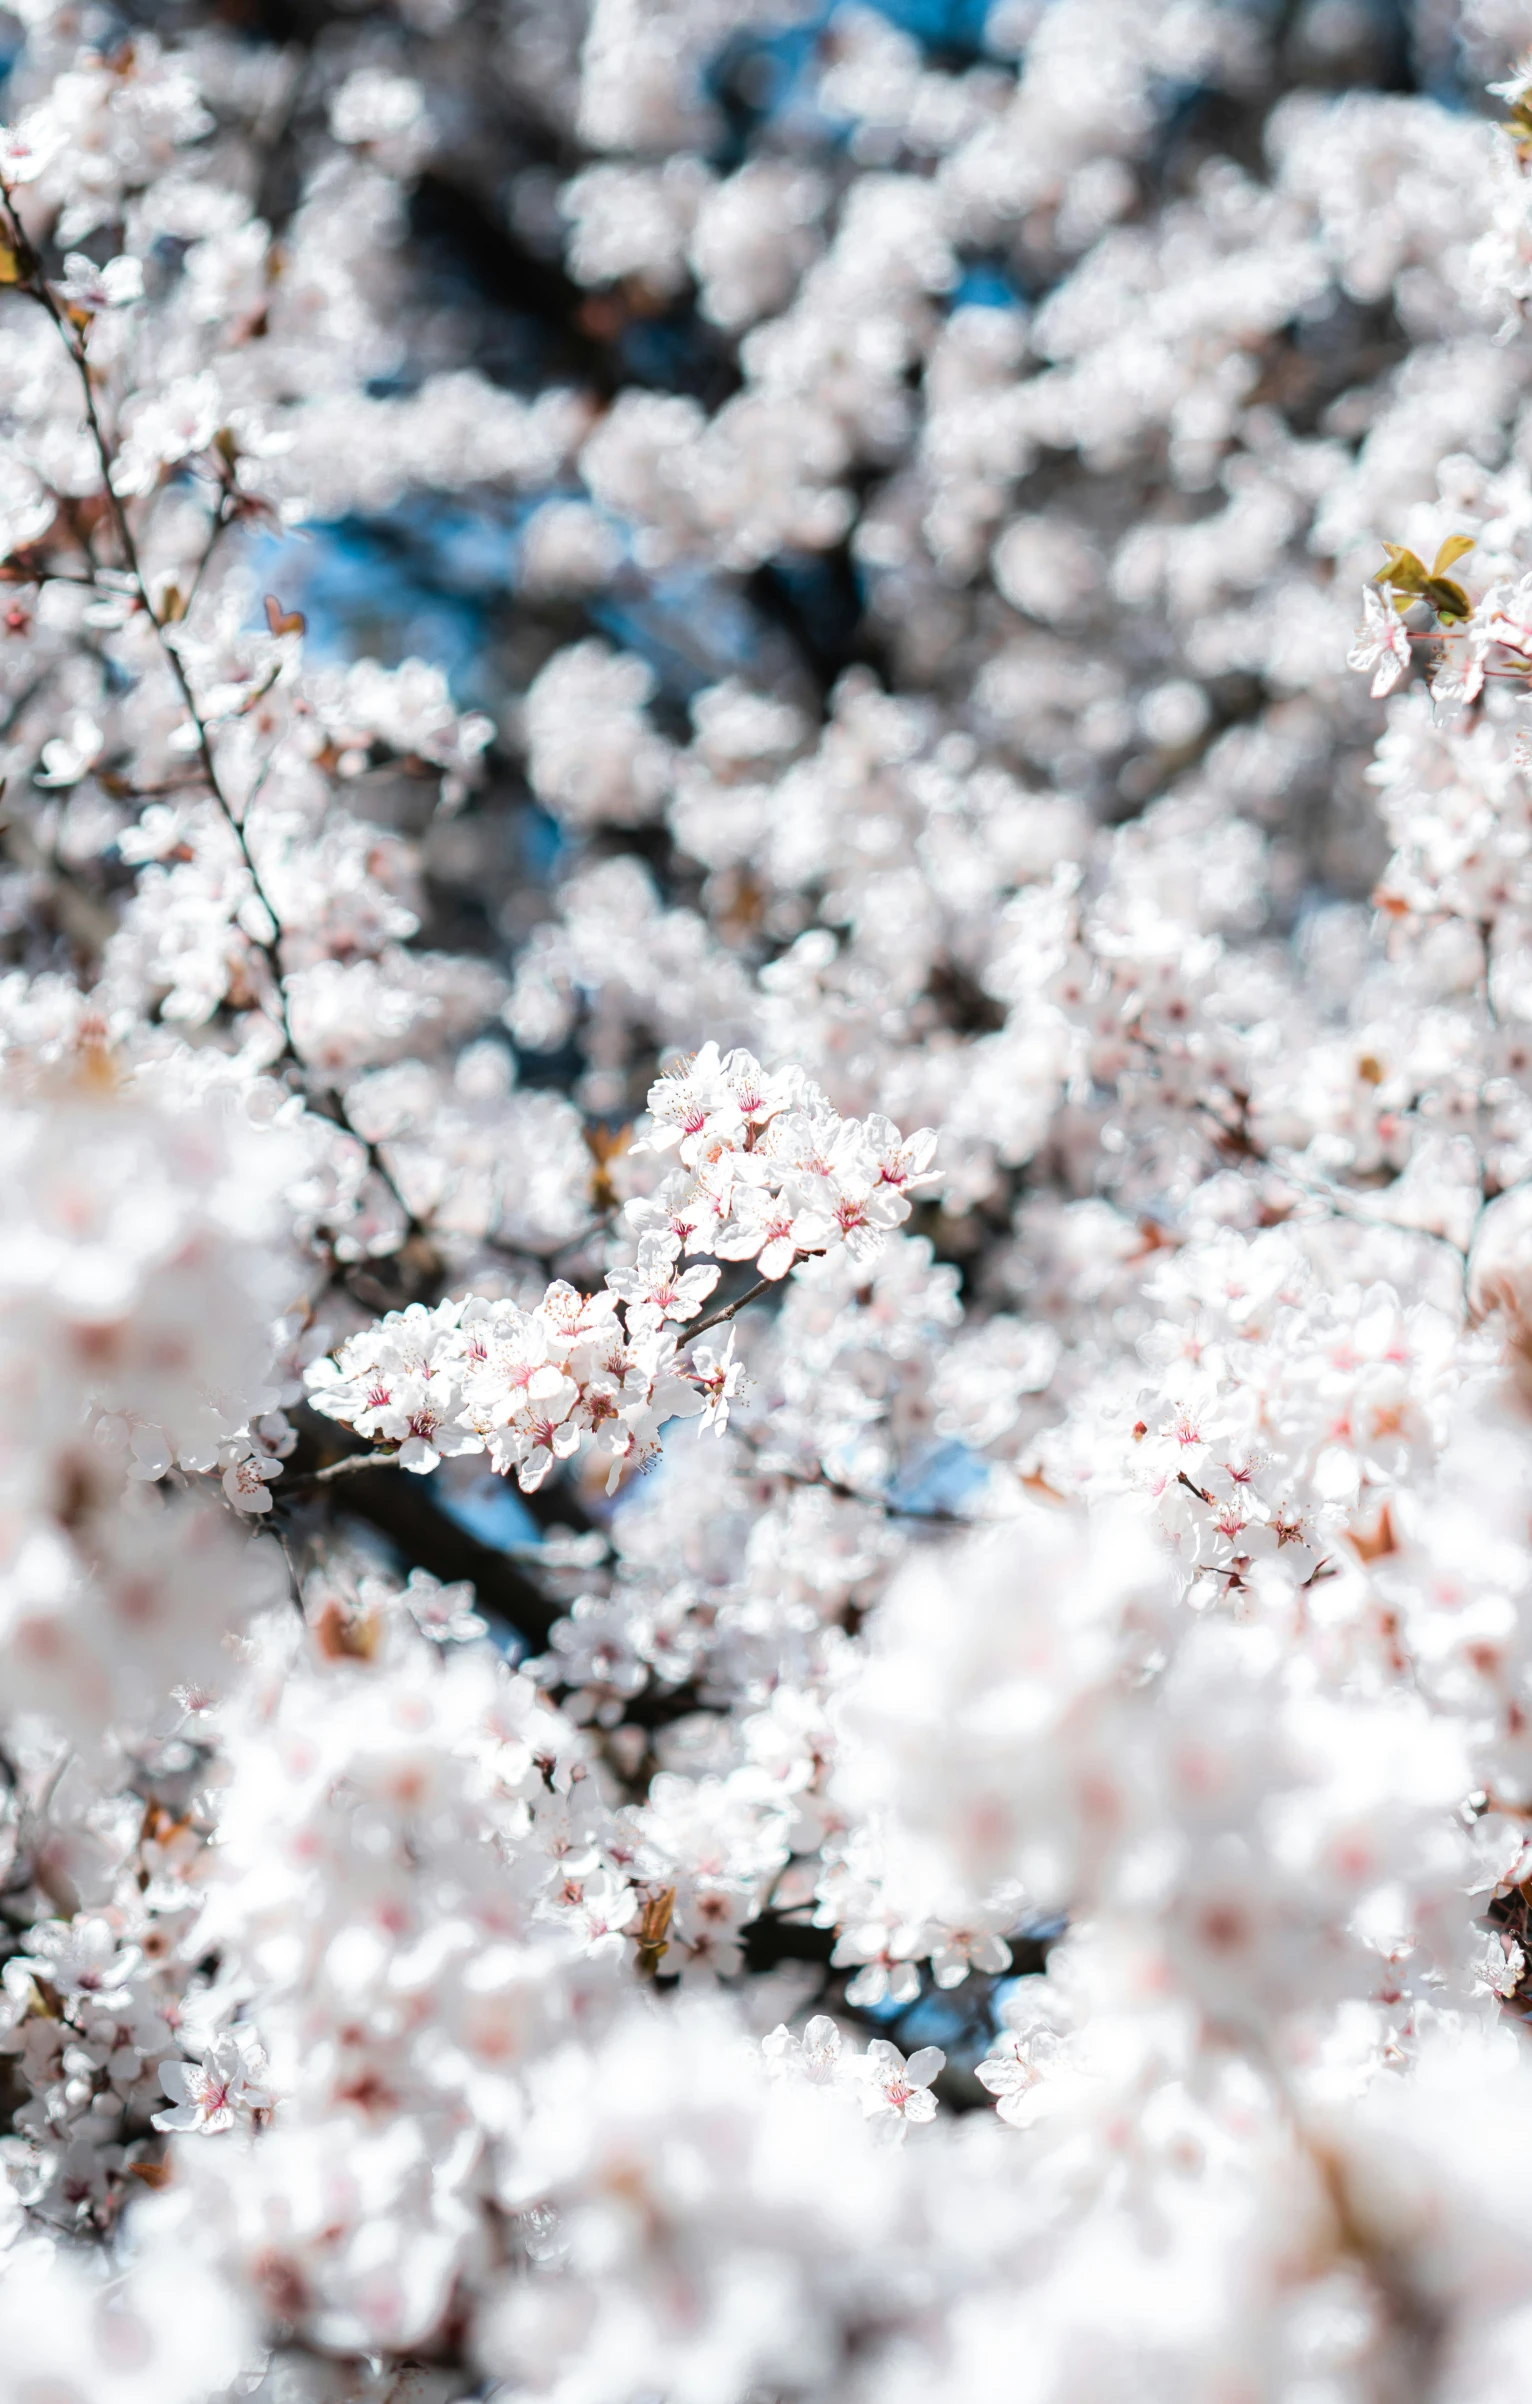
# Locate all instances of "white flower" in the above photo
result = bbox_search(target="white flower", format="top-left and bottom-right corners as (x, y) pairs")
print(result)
(19, 1917), (142, 2010)
(763, 2014), (849, 2087)
(220, 1442), (283, 1514)
(1430, 611), (1496, 714)
(35, 711), (104, 788)
(56, 251), (143, 309)
(490, 1387), (581, 1491)
(861, 1115), (940, 1201)
(930, 1925), (1013, 1989)
(832, 1931), (923, 2008)
(152, 2028), (271, 2135)
(688, 1327), (743, 1435)
(714, 1181), (832, 1278)
(401, 1569), (486, 1643)
(1346, 586), (1411, 698)
(605, 1234), (720, 1326)
(1472, 1930), (1526, 2001)
(974, 2024), (1076, 2129)
(855, 2037), (944, 2126)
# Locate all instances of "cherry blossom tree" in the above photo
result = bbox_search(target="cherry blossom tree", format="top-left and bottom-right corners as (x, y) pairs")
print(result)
(9, 2), (1532, 2400)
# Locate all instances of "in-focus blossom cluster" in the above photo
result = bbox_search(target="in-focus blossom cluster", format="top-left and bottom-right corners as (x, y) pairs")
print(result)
(306, 1049), (934, 1490)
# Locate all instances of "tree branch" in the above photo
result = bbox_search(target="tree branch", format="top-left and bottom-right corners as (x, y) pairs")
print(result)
(684, 1250), (825, 1344)
(286, 1449), (402, 1489)
(0, 184), (426, 1246)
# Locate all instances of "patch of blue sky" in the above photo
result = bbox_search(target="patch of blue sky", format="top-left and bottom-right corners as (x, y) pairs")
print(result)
(242, 516), (489, 689)
(711, 0), (1013, 137)
(521, 803), (568, 883)
(245, 487), (761, 717)
(885, 1437), (990, 1520)
(858, 0), (996, 55)
(891, 1986), (990, 2060)
(952, 261), (1026, 312)
(703, 16), (828, 156)
(436, 1470), (544, 1553)
(590, 561), (765, 701)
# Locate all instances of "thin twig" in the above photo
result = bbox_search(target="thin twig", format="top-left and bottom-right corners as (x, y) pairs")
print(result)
(180, 484), (235, 616)
(685, 1274), (774, 1342)
(0, 184), (425, 1243)
(272, 1523), (305, 1613)
(0, 565), (135, 591)
(3, 205), (296, 1032)
(685, 1248), (826, 1343)
(284, 1449), (401, 1492)
(774, 1466), (972, 1526)
(548, 1209), (617, 1269)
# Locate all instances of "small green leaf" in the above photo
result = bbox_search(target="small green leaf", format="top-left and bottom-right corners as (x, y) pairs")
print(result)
(1422, 575), (1472, 624)
(1374, 540), (1475, 624)
(1375, 544), (1429, 607)
(1432, 534), (1476, 576)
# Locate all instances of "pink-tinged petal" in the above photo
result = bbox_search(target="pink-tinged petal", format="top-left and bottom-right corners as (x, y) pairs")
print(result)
(150, 2102), (200, 2133)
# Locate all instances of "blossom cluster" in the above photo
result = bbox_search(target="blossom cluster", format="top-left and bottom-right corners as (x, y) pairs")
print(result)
(306, 1048), (935, 1491)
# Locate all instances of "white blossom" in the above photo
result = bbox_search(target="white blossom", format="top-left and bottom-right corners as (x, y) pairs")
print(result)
(4, 9), (1532, 2400)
